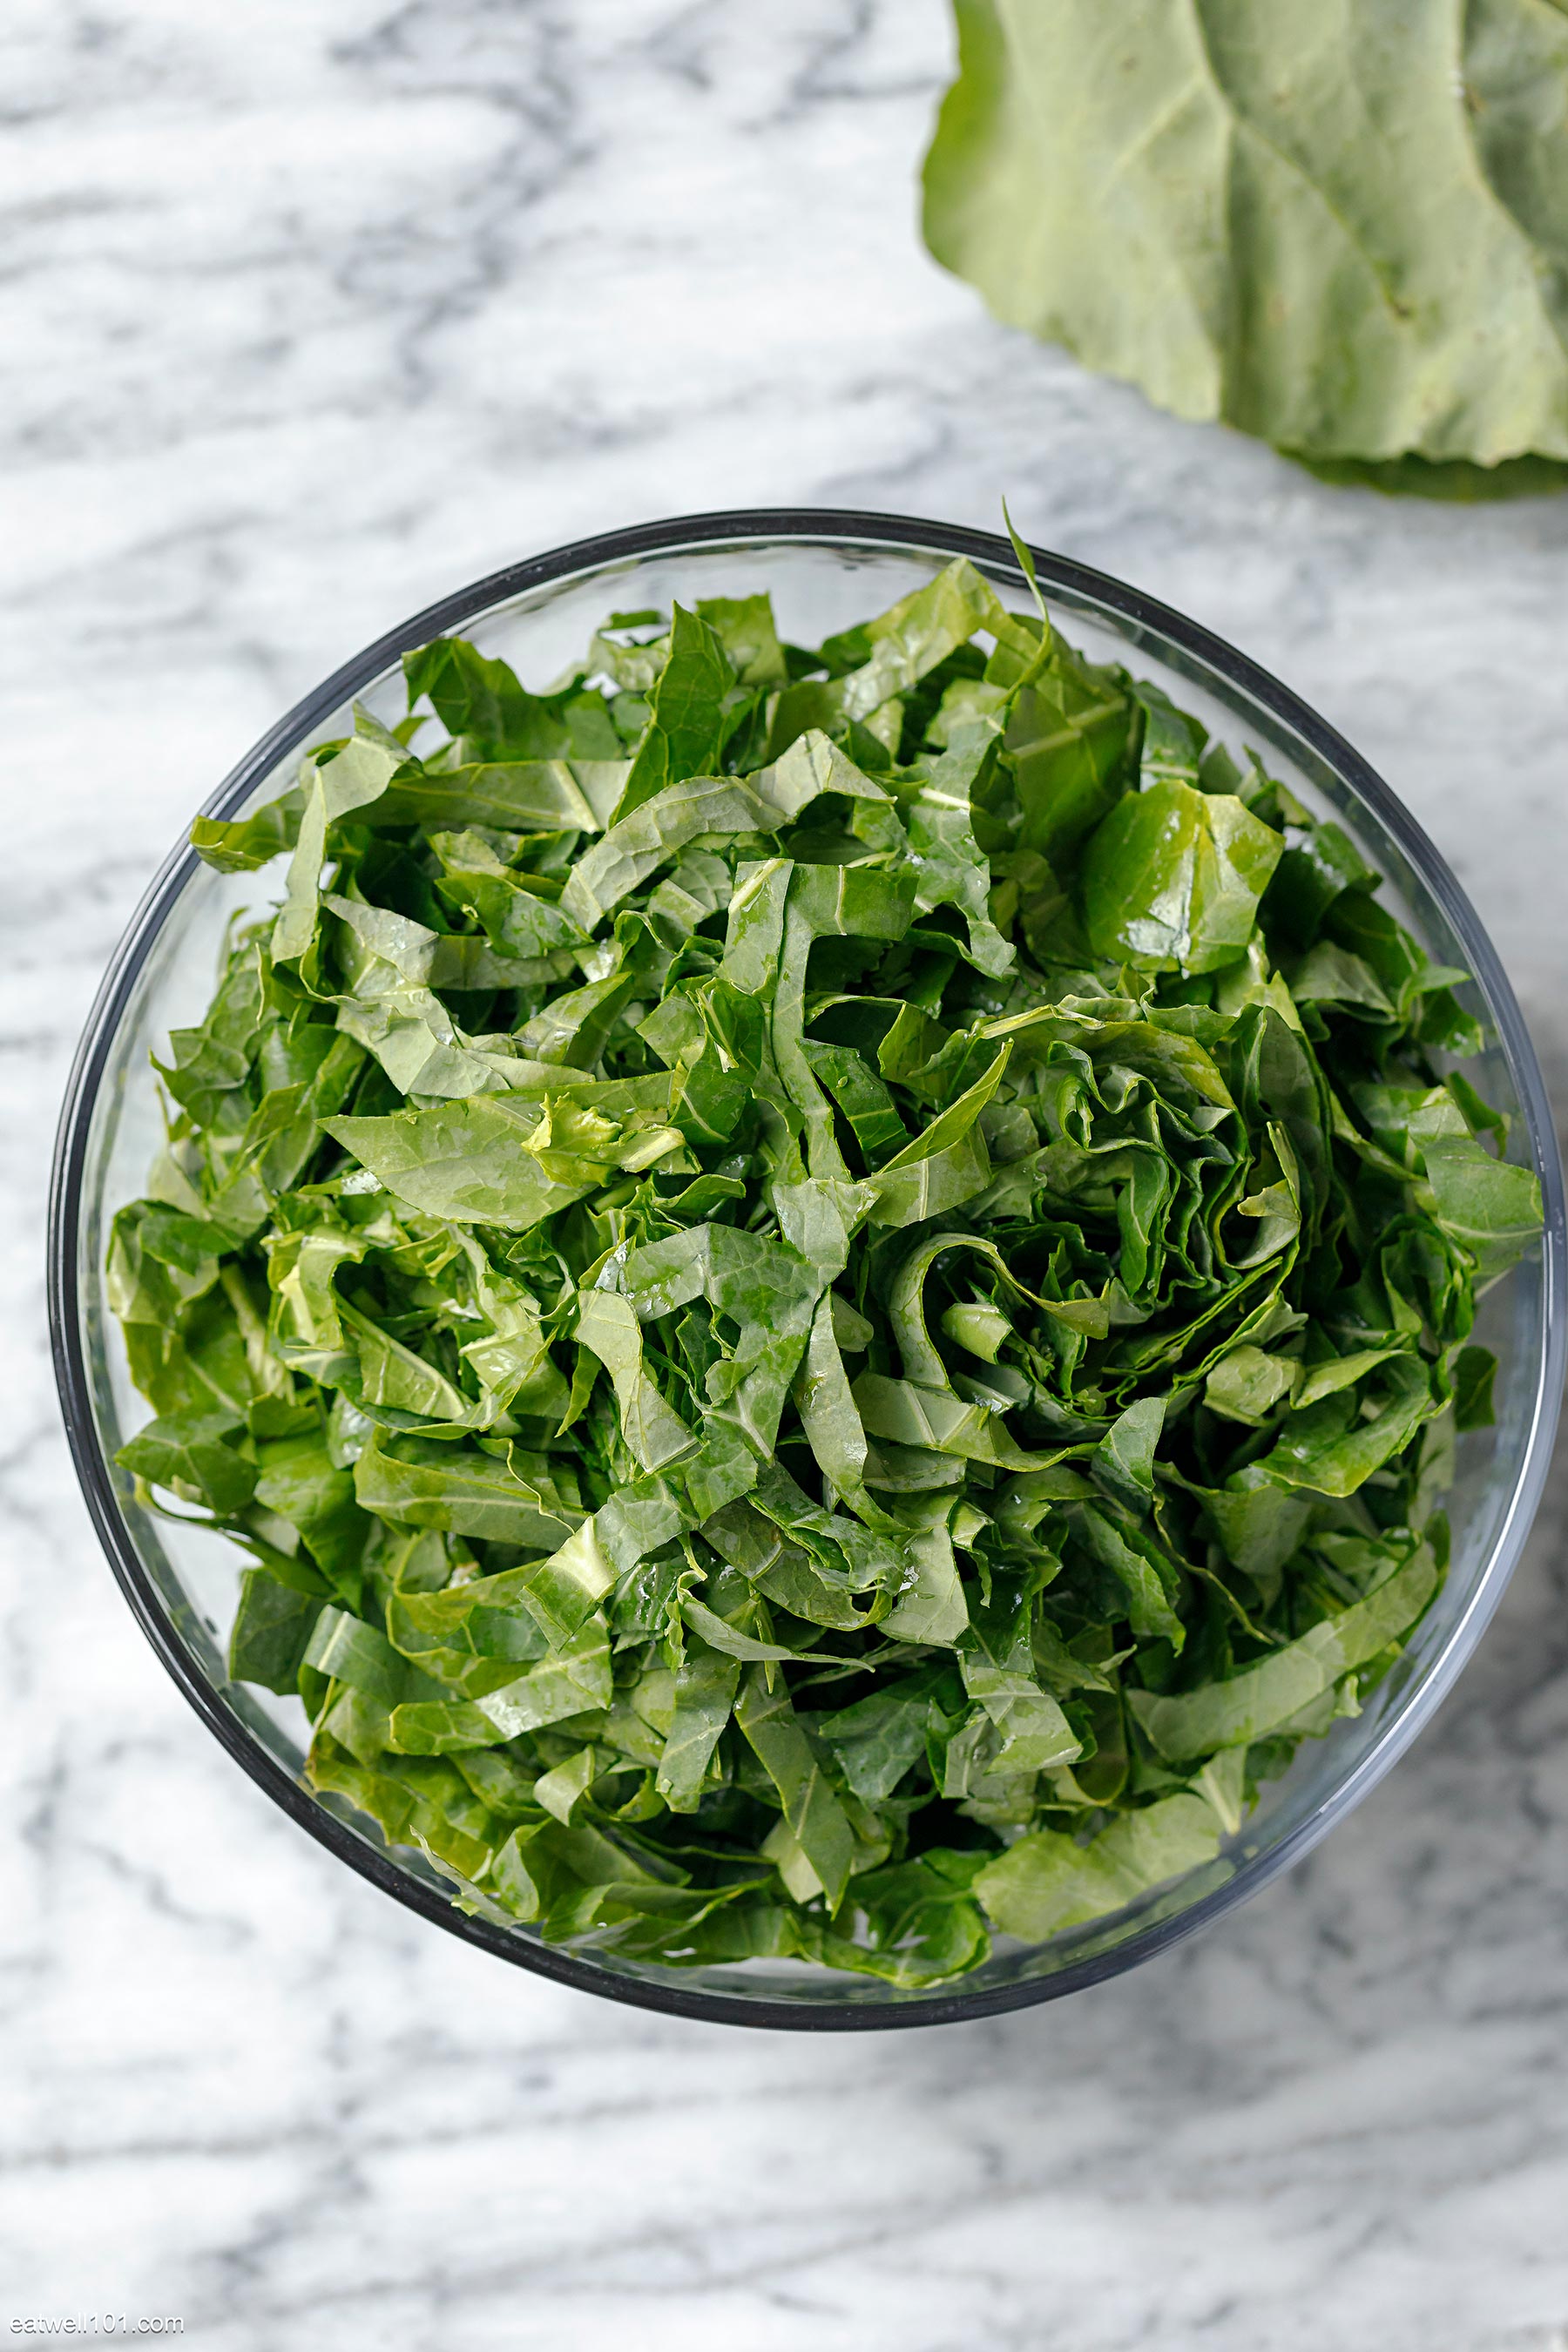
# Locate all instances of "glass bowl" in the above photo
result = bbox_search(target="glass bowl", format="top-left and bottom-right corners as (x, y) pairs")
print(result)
(48, 510), (1567, 2030)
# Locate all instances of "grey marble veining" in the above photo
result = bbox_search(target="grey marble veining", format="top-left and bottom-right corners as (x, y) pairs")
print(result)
(3, 4), (1567, 2346)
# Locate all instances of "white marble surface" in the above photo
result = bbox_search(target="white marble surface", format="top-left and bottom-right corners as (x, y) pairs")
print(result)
(4, 4), (1568, 2344)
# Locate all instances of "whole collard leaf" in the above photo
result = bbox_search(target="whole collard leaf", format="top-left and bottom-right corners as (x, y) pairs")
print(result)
(923, 0), (1568, 475)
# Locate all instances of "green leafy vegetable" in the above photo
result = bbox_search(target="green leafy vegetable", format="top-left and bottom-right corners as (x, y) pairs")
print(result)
(111, 557), (1539, 1985)
(923, 0), (1568, 479)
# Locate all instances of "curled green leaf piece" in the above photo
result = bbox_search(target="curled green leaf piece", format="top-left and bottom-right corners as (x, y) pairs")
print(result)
(115, 562), (1537, 1983)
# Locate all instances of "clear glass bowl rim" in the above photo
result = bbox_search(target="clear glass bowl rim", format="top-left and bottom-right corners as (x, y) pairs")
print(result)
(47, 506), (1568, 2031)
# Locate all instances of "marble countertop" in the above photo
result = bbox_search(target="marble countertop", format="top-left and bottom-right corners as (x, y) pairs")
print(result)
(5, 4), (1568, 2344)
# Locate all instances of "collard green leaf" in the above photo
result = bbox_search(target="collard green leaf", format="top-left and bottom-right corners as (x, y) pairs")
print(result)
(923, 0), (1568, 471)
(323, 1099), (606, 1229)
(907, 727), (1017, 977)
(228, 1567), (322, 1695)
(1453, 1344), (1497, 1433)
(822, 1850), (990, 1985)
(1422, 1137), (1544, 1282)
(656, 1641), (741, 1811)
(865, 1044), (1009, 1227)
(827, 558), (1005, 722)
(273, 714), (409, 966)
(117, 1408), (257, 1516)
(736, 1666), (857, 1909)
(193, 790), (306, 875)
(373, 761), (603, 837)
(816, 1677), (936, 1804)
(402, 636), (609, 763)
(611, 603), (736, 821)
(389, 1619), (613, 1752)
(1128, 1547), (1439, 1761)
(1194, 1466), (1315, 1591)
(1082, 783), (1282, 976)
(961, 1602), (1081, 1774)
(1262, 1354), (1439, 1498)
(1004, 632), (1135, 865)
(353, 1431), (578, 1551)
(975, 1793), (1222, 1941)
(697, 593), (789, 687)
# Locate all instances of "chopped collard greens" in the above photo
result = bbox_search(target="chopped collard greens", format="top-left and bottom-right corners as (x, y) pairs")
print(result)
(111, 555), (1541, 1985)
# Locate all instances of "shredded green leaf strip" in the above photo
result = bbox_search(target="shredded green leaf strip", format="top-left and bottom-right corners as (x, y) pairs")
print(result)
(111, 558), (1539, 1984)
